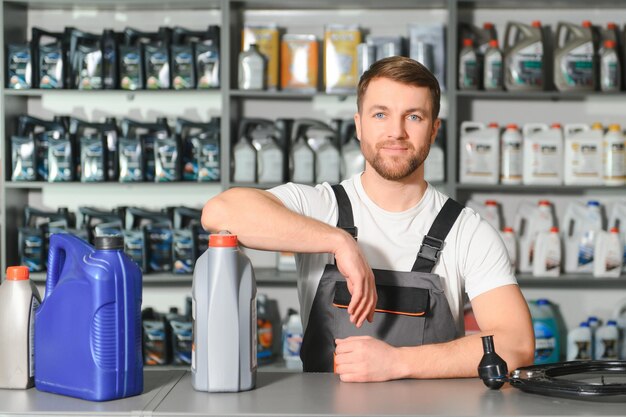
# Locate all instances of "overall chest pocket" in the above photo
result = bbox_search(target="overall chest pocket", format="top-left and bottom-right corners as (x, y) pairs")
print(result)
(331, 281), (429, 347)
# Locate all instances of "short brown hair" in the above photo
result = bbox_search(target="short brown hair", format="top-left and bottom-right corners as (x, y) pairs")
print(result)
(357, 56), (441, 120)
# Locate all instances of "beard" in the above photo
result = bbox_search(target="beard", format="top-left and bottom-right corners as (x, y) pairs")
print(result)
(362, 138), (431, 181)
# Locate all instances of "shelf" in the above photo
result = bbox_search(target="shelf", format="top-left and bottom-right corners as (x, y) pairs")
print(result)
(233, 0), (446, 10)
(457, 0), (626, 9)
(5, 181), (222, 190)
(517, 274), (626, 289)
(4, 89), (221, 97)
(229, 90), (355, 100)
(4, 0), (221, 10)
(30, 268), (298, 287)
(456, 91), (626, 101)
(455, 184), (626, 193)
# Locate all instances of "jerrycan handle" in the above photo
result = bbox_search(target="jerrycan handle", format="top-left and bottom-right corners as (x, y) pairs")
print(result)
(460, 121), (485, 135)
(522, 123), (548, 136)
(503, 22), (522, 50)
(45, 234), (92, 297)
(564, 123), (589, 136)
(556, 22), (567, 49)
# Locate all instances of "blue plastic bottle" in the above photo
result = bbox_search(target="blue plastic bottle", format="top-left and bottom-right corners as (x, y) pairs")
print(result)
(529, 299), (560, 364)
(35, 234), (143, 401)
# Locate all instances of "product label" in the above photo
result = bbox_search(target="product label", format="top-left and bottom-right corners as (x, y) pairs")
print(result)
(531, 143), (560, 177)
(534, 321), (556, 363)
(120, 49), (141, 90)
(146, 50), (170, 89)
(11, 137), (36, 181)
(29, 296), (41, 378)
(578, 231), (596, 266)
(48, 141), (73, 182)
(155, 141), (179, 182)
(570, 142), (602, 177)
(501, 140), (522, 180)
(173, 48), (194, 90)
(575, 340), (591, 360)
(459, 54), (478, 89)
(81, 139), (105, 182)
(77, 49), (103, 90)
(604, 141), (625, 180)
(561, 42), (594, 87)
(196, 45), (220, 89)
(8, 48), (31, 89)
(601, 53), (620, 90)
(39, 48), (63, 88)
(196, 140), (220, 182)
(484, 54), (502, 89)
(119, 141), (143, 182)
(284, 331), (303, 358)
(509, 43), (543, 87)
(463, 141), (497, 177)
(324, 27), (361, 92)
(599, 337), (618, 359)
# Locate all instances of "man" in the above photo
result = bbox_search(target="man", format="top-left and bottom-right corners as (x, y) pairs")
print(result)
(202, 56), (534, 382)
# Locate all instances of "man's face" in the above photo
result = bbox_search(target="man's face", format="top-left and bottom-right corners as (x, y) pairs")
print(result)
(355, 77), (440, 181)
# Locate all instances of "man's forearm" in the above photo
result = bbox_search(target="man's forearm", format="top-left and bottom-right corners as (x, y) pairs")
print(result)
(396, 329), (535, 379)
(202, 187), (348, 254)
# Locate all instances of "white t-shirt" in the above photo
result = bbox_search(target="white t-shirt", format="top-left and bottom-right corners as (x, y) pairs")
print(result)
(269, 174), (517, 335)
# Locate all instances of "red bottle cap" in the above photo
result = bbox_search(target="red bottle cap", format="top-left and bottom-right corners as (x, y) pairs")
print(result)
(485, 200), (498, 206)
(209, 234), (238, 248)
(6, 266), (29, 281)
(503, 227), (514, 233)
(550, 227), (559, 233)
(463, 38), (474, 47)
(582, 20), (592, 28)
(604, 40), (616, 49)
(531, 21), (542, 28)
(488, 39), (499, 48)
(539, 200), (551, 206)
(506, 123), (519, 130)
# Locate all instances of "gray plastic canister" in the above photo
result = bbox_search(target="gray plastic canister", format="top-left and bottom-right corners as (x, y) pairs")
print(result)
(504, 21), (544, 91)
(191, 232), (257, 392)
(554, 21), (596, 92)
(0, 266), (41, 389)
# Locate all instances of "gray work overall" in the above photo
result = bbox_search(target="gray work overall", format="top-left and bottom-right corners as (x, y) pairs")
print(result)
(300, 184), (464, 372)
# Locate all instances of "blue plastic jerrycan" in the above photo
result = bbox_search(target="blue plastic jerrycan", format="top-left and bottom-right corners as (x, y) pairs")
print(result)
(35, 234), (143, 401)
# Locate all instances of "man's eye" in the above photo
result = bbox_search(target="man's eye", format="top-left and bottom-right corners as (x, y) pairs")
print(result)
(407, 114), (421, 121)
(374, 113), (385, 119)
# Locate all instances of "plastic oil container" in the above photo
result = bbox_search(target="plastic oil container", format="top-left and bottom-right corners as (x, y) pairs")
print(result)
(529, 299), (560, 364)
(0, 266), (41, 389)
(467, 199), (502, 232)
(554, 21), (596, 92)
(459, 121), (499, 184)
(502, 226), (518, 270)
(35, 234), (143, 401)
(561, 200), (604, 274)
(564, 123), (603, 185)
(503, 21), (544, 91)
(340, 134), (365, 181)
(232, 125), (258, 183)
(282, 310), (303, 370)
(191, 233), (257, 393)
(608, 202), (626, 272)
(500, 124), (523, 184)
(532, 227), (561, 277)
(594, 320), (619, 360)
(483, 39), (503, 90)
(290, 132), (315, 183)
(593, 227), (623, 278)
(600, 40), (621, 92)
(522, 123), (563, 185)
(603, 124), (625, 186)
(515, 200), (556, 273)
(459, 38), (479, 90)
(567, 321), (592, 361)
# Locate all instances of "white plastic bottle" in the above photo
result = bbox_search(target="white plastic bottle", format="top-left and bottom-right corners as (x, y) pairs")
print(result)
(603, 124), (625, 186)
(0, 266), (41, 389)
(522, 123), (563, 185)
(594, 320), (619, 360)
(567, 321), (592, 361)
(600, 40), (621, 92)
(500, 124), (523, 184)
(587, 316), (601, 359)
(532, 226), (561, 277)
(562, 200), (604, 274)
(594, 227), (623, 278)
(564, 123), (604, 185)
(483, 39), (503, 91)
(515, 200), (556, 273)
(282, 310), (303, 370)
(501, 226), (518, 271)
(459, 38), (479, 90)
(233, 135), (257, 183)
(459, 121), (500, 184)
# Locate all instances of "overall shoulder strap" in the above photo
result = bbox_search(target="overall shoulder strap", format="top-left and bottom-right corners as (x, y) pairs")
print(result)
(330, 184), (358, 239)
(412, 198), (464, 273)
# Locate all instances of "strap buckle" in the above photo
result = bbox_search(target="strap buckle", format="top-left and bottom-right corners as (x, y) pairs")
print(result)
(417, 235), (444, 263)
(342, 226), (358, 240)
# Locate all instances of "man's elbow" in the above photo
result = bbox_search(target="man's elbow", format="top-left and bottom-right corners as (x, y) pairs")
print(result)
(518, 338), (536, 367)
(201, 195), (229, 232)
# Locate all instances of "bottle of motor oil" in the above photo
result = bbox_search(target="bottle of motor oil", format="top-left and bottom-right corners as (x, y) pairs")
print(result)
(608, 202), (626, 273)
(515, 200), (556, 273)
(290, 126), (316, 183)
(118, 136), (144, 183)
(125, 208), (173, 273)
(292, 119), (341, 184)
(183, 26), (220, 89)
(532, 226), (561, 277)
(103, 117), (119, 181)
(142, 308), (170, 365)
(339, 120), (365, 181)
(603, 124), (625, 186)
(69, 29), (103, 90)
(121, 118), (171, 182)
(20, 207), (72, 271)
(102, 29), (119, 90)
(459, 38), (479, 90)
(424, 120), (446, 183)
(16, 115), (67, 181)
(564, 123), (603, 185)
(593, 227), (623, 278)
(35, 234), (143, 401)
(567, 321), (592, 361)
(192, 232), (257, 393)
(554, 21), (596, 92)
(484, 39), (503, 90)
(529, 299), (560, 364)
(11, 133), (36, 181)
(71, 118), (112, 182)
(165, 308), (193, 366)
(588, 316), (601, 359)
(32, 27), (66, 89)
(245, 119), (285, 184)
(7, 43), (32, 89)
(502, 226), (518, 270)
(595, 320), (619, 360)
(503, 21), (544, 91)
(232, 125), (257, 183)
(238, 44), (266, 90)
(600, 40), (621, 92)
(500, 124), (523, 184)
(144, 27), (172, 90)
(176, 118), (221, 182)
(256, 294), (273, 364)
(119, 28), (167, 90)
(282, 309), (303, 370)
(562, 200), (604, 274)
(522, 123), (563, 185)
(77, 207), (124, 244)
(155, 135), (181, 182)
(0, 266), (41, 389)
(171, 207), (204, 275)
(459, 121), (500, 184)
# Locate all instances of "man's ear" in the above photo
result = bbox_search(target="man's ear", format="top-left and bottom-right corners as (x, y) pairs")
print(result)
(431, 118), (441, 144)
(354, 112), (361, 141)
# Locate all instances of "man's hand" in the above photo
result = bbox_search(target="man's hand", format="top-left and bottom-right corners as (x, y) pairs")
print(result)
(333, 234), (377, 328)
(334, 336), (405, 382)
